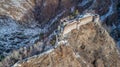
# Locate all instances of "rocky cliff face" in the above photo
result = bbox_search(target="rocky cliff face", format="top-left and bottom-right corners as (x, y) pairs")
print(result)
(13, 20), (120, 67)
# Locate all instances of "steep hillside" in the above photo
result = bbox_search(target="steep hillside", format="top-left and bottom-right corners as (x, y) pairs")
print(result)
(0, 0), (117, 25)
(0, 0), (120, 67)
(13, 17), (120, 67)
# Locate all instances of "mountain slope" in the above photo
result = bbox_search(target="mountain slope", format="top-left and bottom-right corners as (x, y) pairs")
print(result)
(13, 15), (120, 67)
(0, 0), (119, 67)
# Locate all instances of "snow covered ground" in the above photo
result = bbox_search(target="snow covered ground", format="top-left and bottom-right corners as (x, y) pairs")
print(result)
(49, 11), (65, 28)
(0, 17), (43, 56)
(0, 10), (65, 57)
(78, 0), (92, 6)
(101, 0), (114, 21)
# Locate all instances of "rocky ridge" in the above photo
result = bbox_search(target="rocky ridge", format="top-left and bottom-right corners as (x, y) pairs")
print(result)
(13, 14), (120, 67)
(0, 0), (118, 55)
(0, 0), (119, 67)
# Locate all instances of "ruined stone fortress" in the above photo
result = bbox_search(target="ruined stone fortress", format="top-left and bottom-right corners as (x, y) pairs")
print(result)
(62, 13), (100, 36)
(13, 14), (101, 67)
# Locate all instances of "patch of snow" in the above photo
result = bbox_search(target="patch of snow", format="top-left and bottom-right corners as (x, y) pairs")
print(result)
(82, 13), (94, 18)
(73, 52), (80, 58)
(71, 6), (75, 12)
(11, 0), (21, 7)
(0, 16), (47, 56)
(49, 11), (65, 27)
(117, 41), (120, 46)
(29, 36), (39, 44)
(13, 63), (21, 67)
(0, 19), (18, 35)
(79, 0), (91, 6)
(101, 0), (114, 21)
(23, 28), (41, 35)
(88, 0), (96, 9)
(57, 40), (68, 45)
(43, 2), (47, 7)
(77, 13), (94, 19)
(111, 23), (116, 30)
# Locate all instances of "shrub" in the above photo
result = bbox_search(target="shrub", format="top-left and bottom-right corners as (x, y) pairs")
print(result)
(50, 36), (56, 46)
(39, 33), (44, 39)
(75, 9), (79, 15)
(72, 9), (79, 16)
(0, 55), (4, 61)
(50, 39), (56, 46)
(69, 9), (79, 19)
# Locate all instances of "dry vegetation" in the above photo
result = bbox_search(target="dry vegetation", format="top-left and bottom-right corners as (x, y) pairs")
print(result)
(17, 45), (82, 67)
(0, 42), (44, 67)
(68, 22), (120, 67)
(13, 22), (120, 67)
